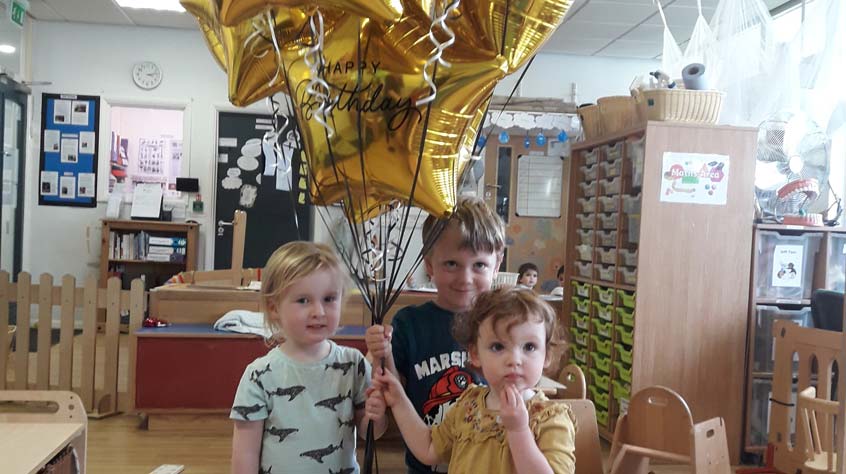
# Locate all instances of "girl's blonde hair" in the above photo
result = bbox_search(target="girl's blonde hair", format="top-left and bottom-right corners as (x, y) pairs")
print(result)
(453, 287), (560, 356)
(261, 241), (345, 336)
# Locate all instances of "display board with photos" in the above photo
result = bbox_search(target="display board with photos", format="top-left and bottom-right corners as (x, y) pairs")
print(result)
(39, 93), (100, 207)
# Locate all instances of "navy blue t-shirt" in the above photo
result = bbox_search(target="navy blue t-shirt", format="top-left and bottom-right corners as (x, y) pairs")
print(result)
(391, 301), (485, 473)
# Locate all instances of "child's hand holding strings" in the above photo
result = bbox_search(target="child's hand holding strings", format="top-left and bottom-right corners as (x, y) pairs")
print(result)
(499, 384), (530, 433)
(365, 325), (393, 360)
(371, 367), (405, 408)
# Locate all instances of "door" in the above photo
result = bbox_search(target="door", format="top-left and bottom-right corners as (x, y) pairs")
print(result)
(483, 143), (512, 270)
(213, 111), (310, 269)
(0, 78), (27, 277)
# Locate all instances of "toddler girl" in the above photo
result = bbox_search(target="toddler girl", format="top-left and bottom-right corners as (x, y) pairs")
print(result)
(230, 241), (387, 474)
(370, 287), (575, 474)
(517, 262), (539, 290)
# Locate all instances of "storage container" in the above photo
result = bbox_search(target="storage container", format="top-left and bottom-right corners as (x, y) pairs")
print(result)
(592, 318), (613, 338)
(576, 244), (593, 261)
(584, 147), (599, 166)
(612, 379), (631, 401)
(572, 295), (590, 314)
(578, 181), (597, 197)
(597, 196), (619, 213)
(617, 289), (635, 308)
(576, 229), (594, 246)
(571, 281), (591, 298)
(618, 398), (629, 416)
(615, 325), (634, 346)
(755, 231), (823, 300)
(572, 345), (588, 364)
(597, 230), (617, 247)
(600, 176), (622, 195)
(598, 212), (618, 230)
(597, 264), (616, 282)
(749, 378), (797, 447)
(828, 233), (846, 292)
(616, 306), (635, 327)
(591, 334), (612, 356)
(613, 360), (633, 383)
(589, 385), (610, 409)
(753, 305), (813, 372)
(596, 406), (610, 426)
(605, 142), (624, 161)
(619, 249), (638, 267)
(594, 285), (615, 305)
(596, 247), (617, 265)
(599, 158), (623, 178)
(627, 214), (641, 244)
(576, 213), (595, 229)
(619, 266), (637, 285)
(575, 261), (592, 278)
(571, 311), (590, 330)
(577, 196), (597, 214)
(581, 164), (598, 181)
(622, 193), (642, 214)
(628, 136), (645, 188)
(591, 352), (612, 374)
(571, 327), (589, 346)
(614, 342), (633, 365)
(590, 368), (611, 390)
(592, 301), (614, 322)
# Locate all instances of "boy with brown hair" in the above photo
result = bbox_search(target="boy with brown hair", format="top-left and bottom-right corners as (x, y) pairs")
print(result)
(365, 196), (506, 473)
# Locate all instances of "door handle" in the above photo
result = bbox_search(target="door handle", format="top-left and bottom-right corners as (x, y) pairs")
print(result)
(485, 184), (501, 189)
(217, 219), (233, 237)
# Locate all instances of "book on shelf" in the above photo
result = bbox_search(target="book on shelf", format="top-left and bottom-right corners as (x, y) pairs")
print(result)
(107, 231), (187, 262)
(148, 236), (187, 247)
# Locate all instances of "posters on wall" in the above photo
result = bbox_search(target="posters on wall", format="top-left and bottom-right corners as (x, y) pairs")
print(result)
(39, 93), (99, 207)
(659, 152), (730, 206)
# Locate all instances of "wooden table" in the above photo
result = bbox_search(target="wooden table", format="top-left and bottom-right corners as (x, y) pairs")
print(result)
(1, 423), (85, 474)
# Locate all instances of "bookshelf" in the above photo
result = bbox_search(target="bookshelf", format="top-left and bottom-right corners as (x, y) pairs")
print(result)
(100, 219), (199, 290)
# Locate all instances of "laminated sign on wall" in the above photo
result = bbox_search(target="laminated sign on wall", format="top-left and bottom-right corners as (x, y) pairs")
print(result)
(659, 152), (729, 205)
(771, 245), (804, 288)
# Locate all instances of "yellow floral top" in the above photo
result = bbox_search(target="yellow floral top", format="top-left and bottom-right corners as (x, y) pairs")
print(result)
(430, 384), (576, 474)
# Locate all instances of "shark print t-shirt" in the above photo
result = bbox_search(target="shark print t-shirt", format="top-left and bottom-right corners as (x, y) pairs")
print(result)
(392, 302), (486, 473)
(230, 340), (371, 474)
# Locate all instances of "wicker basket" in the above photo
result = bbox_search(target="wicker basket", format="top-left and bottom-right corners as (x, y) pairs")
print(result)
(577, 105), (603, 140)
(637, 88), (725, 124)
(597, 96), (638, 135)
(492, 272), (519, 289)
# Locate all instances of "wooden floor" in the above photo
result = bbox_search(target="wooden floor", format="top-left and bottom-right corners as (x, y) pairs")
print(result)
(85, 414), (707, 474)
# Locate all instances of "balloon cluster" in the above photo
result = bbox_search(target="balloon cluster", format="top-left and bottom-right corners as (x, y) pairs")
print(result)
(182, 0), (573, 222)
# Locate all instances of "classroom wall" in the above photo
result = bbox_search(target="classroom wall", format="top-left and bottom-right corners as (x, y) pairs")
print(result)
(23, 20), (658, 281)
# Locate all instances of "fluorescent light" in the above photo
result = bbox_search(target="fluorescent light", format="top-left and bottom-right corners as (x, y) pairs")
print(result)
(115, 0), (186, 12)
(0, 45), (16, 54)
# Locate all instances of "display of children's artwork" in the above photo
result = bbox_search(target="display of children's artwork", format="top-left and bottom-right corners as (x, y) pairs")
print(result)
(39, 93), (99, 207)
(659, 152), (729, 205)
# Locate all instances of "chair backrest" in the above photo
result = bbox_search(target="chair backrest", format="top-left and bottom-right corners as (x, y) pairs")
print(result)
(691, 417), (731, 474)
(797, 386), (839, 472)
(811, 289), (844, 332)
(0, 390), (87, 423)
(557, 364), (588, 399)
(615, 386), (694, 457)
(559, 399), (605, 474)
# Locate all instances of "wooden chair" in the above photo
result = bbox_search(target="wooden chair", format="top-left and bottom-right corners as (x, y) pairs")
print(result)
(609, 386), (731, 474)
(797, 386), (839, 473)
(557, 363), (588, 399)
(557, 399), (605, 474)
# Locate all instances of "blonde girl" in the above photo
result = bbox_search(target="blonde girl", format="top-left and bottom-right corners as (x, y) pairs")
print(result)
(370, 287), (575, 474)
(231, 241), (387, 474)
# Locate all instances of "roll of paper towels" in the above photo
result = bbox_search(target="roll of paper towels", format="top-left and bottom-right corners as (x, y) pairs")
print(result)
(682, 63), (708, 90)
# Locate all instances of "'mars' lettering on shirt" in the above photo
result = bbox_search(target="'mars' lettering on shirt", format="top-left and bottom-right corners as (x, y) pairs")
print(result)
(414, 351), (468, 380)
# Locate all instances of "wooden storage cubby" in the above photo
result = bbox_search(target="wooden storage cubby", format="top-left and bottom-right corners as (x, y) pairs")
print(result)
(743, 224), (846, 454)
(563, 122), (757, 463)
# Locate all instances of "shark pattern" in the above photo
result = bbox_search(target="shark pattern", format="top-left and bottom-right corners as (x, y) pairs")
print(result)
(357, 359), (366, 377)
(337, 417), (355, 429)
(249, 363), (271, 391)
(266, 385), (306, 402)
(325, 361), (354, 376)
(265, 425), (298, 443)
(300, 440), (343, 463)
(259, 467), (272, 474)
(232, 403), (263, 420)
(329, 468), (355, 474)
(314, 390), (351, 412)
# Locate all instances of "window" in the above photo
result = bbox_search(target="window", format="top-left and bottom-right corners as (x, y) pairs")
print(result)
(108, 105), (184, 198)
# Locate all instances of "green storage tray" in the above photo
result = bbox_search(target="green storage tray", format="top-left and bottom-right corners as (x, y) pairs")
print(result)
(572, 312), (590, 330)
(616, 289), (635, 308)
(614, 360), (633, 384)
(592, 301), (614, 322)
(596, 406), (609, 427)
(615, 306), (635, 327)
(572, 296), (590, 314)
(615, 324), (634, 345)
(591, 334), (612, 356)
(572, 346), (588, 364)
(590, 351), (611, 373)
(590, 368), (610, 391)
(591, 318), (613, 338)
(571, 281), (591, 298)
(571, 327), (589, 347)
(614, 342), (633, 365)
(589, 385), (610, 409)
(612, 379), (631, 401)
(593, 285), (615, 305)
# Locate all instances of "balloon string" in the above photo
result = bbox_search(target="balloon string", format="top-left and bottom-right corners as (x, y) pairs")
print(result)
(264, 11), (284, 87)
(304, 10), (335, 137)
(416, 0), (460, 106)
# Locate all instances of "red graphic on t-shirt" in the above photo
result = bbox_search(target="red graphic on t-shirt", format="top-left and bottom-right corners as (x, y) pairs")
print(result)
(422, 366), (472, 415)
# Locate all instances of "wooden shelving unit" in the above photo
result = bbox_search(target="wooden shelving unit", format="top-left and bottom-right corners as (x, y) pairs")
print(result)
(563, 121), (758, 463)
(100, 219), (199, 290)
(743, 224), (846, 454)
